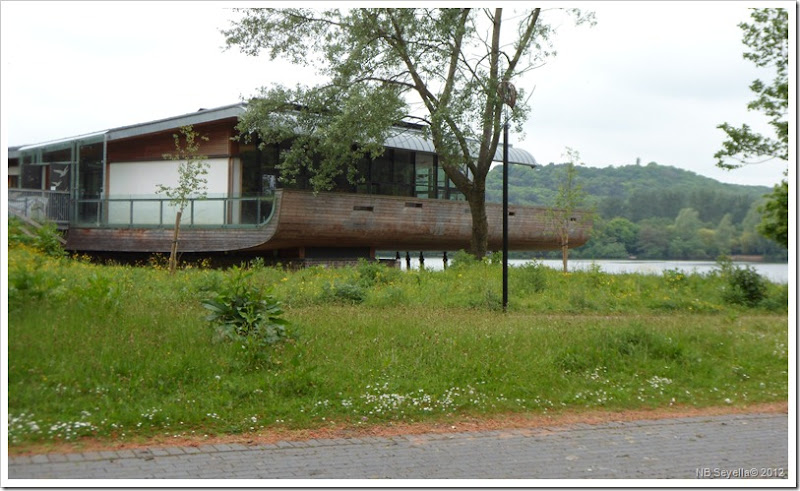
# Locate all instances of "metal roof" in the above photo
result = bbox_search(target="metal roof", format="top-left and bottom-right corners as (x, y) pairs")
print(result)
(384, 127), (537, 166)
(15, 103), (537, 166)
(17, 131), (106, 152)
(106, 104), (247, 141)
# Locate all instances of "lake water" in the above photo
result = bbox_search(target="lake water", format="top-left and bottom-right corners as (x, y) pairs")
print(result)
(389, 256), (790, 284)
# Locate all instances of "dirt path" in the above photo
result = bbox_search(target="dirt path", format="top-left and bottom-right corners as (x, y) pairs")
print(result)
(8, 401), (787, 456)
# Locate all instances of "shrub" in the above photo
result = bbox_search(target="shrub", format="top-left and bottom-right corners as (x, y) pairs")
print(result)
(356, 259), (400, 287)
(662, 268), (686, 289)
(510, 261), (548, 294)
(321, 280), (367, 304)
(449, 250), (479, 269)
(716, 257), (768, 307)
(8, 217), (66, 258)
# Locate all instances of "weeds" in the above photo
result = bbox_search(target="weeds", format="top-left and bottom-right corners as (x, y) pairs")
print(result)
(6, 245), (788, 448)
(201, 266), (290, 369)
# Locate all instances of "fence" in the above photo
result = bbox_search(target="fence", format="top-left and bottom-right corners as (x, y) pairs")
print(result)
(8, 189), (71, 226)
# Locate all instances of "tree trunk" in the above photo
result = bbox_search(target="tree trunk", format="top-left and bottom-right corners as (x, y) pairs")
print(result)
(169, 210), (182, 274)
(562, 243), (569, 273)
(466, 189), (489, 258)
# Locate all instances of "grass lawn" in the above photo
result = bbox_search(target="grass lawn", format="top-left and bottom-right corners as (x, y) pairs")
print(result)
(6, 245), (789, 450)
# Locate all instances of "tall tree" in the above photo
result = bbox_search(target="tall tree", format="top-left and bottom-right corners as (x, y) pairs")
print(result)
(715, 213), (737, 256)
(223, 8), (592, 258)
(757, 179), (788, 246)
(156, 126), (209, 274)
(715, 8), (788, 248)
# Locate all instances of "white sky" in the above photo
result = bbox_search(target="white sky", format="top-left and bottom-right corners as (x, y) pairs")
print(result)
(1, 1), (794, 188)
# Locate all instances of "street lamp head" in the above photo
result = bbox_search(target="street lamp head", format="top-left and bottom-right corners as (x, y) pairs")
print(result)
(498, 80), (517, 109)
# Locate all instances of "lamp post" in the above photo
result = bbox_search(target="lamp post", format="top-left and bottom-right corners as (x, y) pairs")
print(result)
(499, 80), (516, 312)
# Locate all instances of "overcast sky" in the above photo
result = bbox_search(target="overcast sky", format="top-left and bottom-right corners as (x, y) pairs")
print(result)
(1, 1), (793, 188)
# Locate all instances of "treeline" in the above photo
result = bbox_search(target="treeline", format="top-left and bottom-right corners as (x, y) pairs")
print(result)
(486, 161), (787, 261)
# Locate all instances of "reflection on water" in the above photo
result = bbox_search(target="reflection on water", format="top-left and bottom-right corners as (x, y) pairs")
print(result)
(389, 256), (789, 284)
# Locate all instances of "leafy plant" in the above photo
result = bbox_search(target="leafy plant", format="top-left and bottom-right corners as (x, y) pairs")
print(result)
(510, 261), (548, 294)
(321, 280), (367, 304)
(716, 257), (768, 307)
(201, 267), (289, 348)
(8, 217), (66, 258)
(356, 259), (400, 287)
(449, 250), (479, 269)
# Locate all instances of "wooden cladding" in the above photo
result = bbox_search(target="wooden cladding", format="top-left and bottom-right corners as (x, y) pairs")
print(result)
(107, 120), (237, 162)
(66, 190), (591, 253)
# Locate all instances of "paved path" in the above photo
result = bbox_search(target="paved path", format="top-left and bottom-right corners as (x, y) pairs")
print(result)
(7, 412), (789, 480)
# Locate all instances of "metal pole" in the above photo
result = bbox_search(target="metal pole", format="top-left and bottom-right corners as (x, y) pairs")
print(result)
(502, 119), (509, 312)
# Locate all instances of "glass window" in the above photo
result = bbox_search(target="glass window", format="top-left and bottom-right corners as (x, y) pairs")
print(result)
(78, 142), (104, 223)
(21, 156), (43, 189)
(415, 153), (436, 199)
(371, 150), (393, 187)
(392, 150), (414, 196)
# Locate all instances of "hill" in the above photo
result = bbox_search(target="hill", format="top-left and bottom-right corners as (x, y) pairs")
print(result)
(485, 161), (785, 261)
(486, 161), (771, 225)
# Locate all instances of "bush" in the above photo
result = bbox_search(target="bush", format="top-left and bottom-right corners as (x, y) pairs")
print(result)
(356, 259), (400, 287)
(449, 250), (479, 269)
(716, 257), (768, 307)
(8, 217), (66, 257)
(511, 261), (548, 294)
(321, 280), (367, 304)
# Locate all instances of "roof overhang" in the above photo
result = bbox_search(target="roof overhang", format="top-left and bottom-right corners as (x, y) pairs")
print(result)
(385, 127), (537, 166)
(18, 131), (106, 153)
(13, 102), (537, 166)
(106, 104), (247, 142)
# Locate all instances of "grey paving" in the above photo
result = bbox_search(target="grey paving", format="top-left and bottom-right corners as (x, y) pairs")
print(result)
(6, 412), (790, 481)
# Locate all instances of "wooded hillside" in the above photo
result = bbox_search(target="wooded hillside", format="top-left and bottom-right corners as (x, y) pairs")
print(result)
(486, 161), (786, 261)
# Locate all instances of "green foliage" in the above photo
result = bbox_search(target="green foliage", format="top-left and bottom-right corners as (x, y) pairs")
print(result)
(449, 250), (480, 269)
(321, 280), (368, 305)
(488, 161), (769, 223)
(510, 261), (548, 294)
(224, 8), (592, 258)
(8, 255), (58, 311)
(356, 259), (400, 287)
(6, 246), (788, 447)
(715, 8), (788, 169)
(757, 179), (788, 247)
(201, 267), (289, 348)
(156, 125), (210, 209)
(714, 8), (787, 248)
(156, 125), (210, 273)
(485, 160), (787, 260)
(8, 216), (66, 258)
(716, 257), (768, 307)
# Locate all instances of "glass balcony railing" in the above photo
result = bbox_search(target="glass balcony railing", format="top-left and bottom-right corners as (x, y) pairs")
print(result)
(71, 194), (275, 228)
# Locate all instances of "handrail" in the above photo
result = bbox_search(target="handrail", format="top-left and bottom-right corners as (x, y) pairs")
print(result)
(71, 193), (276, 228)
(7, 189), (277, 229)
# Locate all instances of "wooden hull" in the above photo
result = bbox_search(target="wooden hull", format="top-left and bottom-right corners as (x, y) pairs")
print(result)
(65, 190), (591, 253)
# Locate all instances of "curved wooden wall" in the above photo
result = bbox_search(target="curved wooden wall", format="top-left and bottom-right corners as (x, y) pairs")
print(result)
(65, 190), (591, 253)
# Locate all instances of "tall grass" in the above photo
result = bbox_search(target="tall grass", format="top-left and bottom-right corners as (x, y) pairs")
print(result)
(7, 246), (789, 448)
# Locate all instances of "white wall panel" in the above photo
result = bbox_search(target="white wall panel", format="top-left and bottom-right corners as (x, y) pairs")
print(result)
(107, 158), (229, 225)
